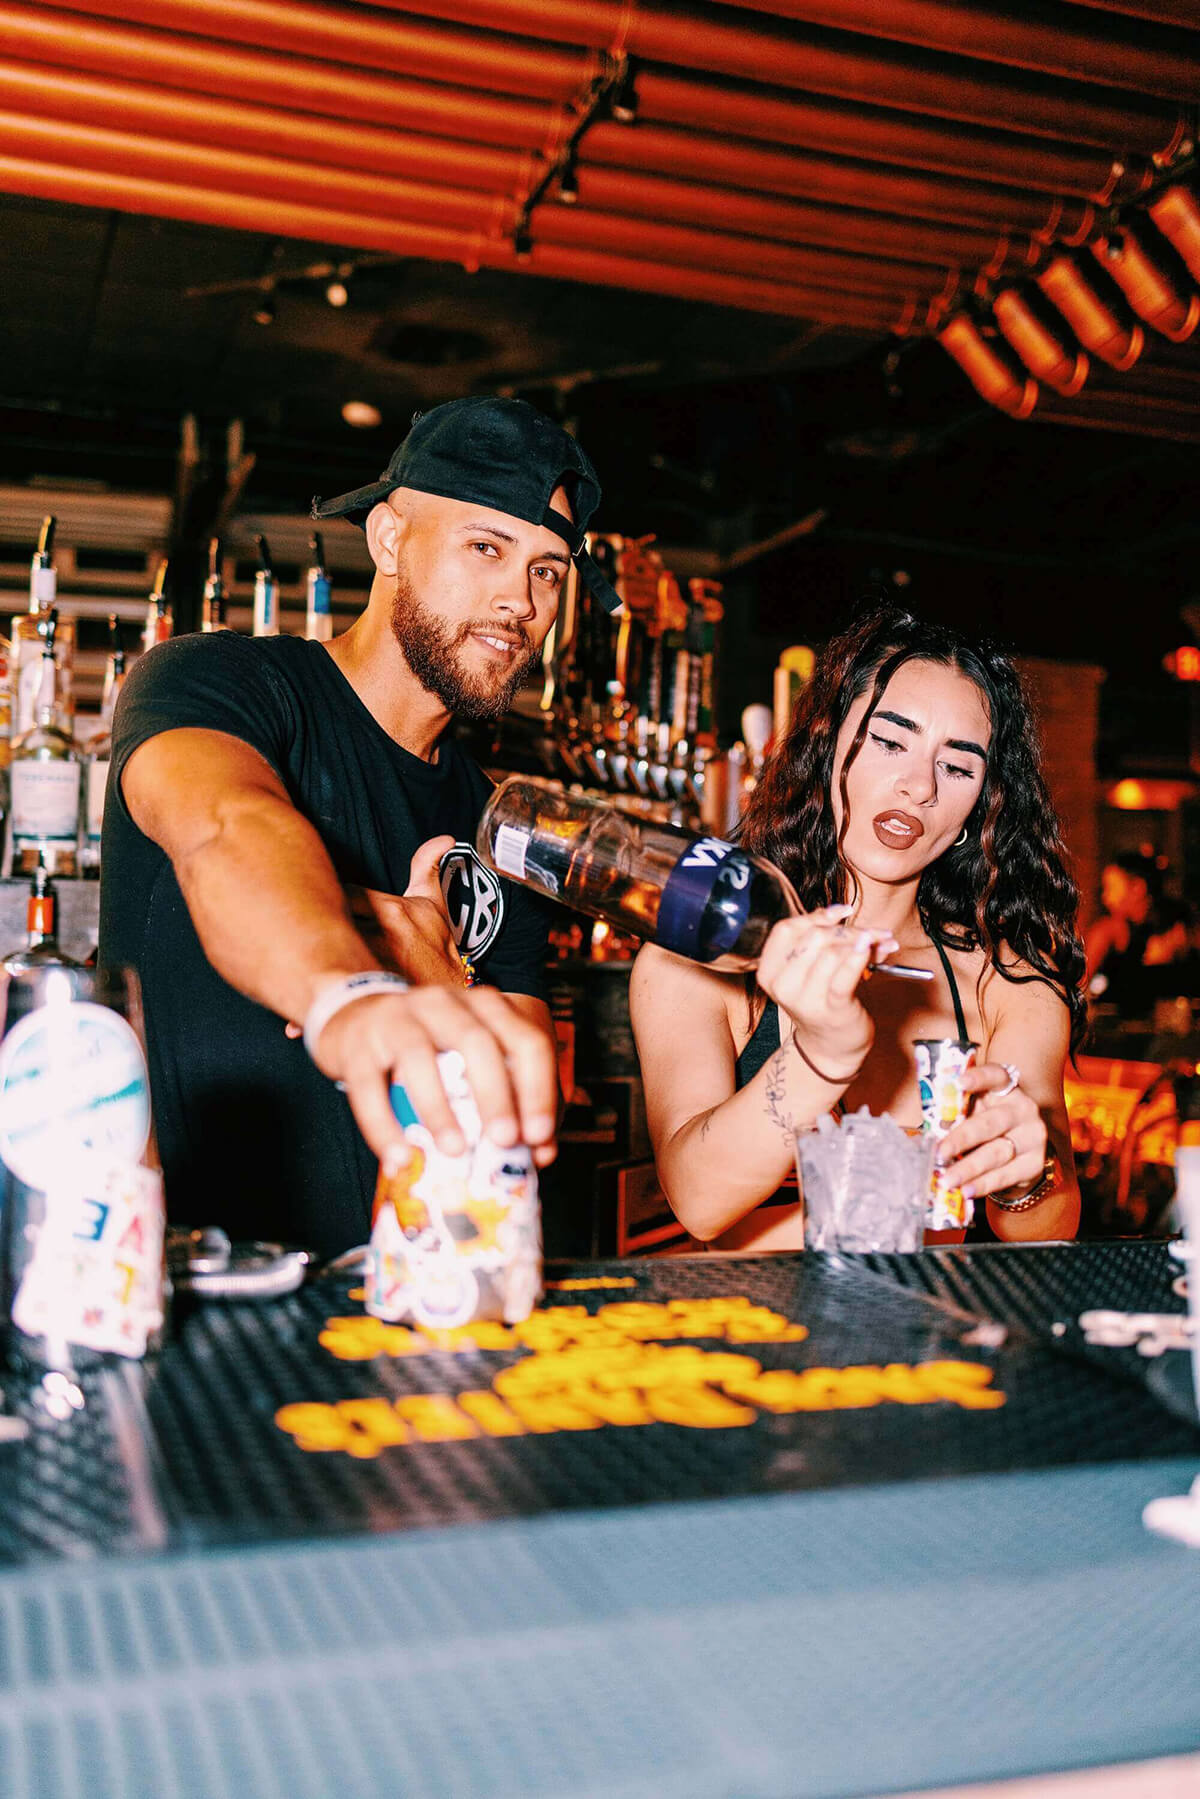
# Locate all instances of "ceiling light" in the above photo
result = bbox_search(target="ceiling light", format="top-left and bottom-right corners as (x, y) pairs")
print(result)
(1036, 254), (1143, 369)
(252, 293), (276, 326)
(325, 278), (350, 308)
(937, 313), (1038, 418)
(1148, 185), (1200, 285)
(1093, 229), (1199, 342)
(557, 159), (579, 204)
(341, 400), (382, 429)
(610, 64), (638, 124)
(992, 288), (1088, 396)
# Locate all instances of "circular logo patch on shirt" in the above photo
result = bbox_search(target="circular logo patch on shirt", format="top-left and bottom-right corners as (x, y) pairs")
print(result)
(440, 843), (506, 961)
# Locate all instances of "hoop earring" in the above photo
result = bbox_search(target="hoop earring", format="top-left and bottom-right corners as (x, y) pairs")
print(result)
(954, 828), (968, 848)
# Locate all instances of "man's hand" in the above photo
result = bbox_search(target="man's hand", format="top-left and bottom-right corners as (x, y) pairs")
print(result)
(310, 983), (559, 1172)
(346, 834), (464, 987)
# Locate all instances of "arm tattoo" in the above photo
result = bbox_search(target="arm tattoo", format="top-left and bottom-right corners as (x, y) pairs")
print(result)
(764, 1047), (794, 1143)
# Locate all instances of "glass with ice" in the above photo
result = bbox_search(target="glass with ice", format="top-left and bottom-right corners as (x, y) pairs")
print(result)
(796, 1110), (936, 1252)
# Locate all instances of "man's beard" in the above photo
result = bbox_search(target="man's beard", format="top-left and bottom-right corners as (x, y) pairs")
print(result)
(390, 569), (540, 721)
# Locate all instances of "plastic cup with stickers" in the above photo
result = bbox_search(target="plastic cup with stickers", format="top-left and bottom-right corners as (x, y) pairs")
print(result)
(0, 963), (167, 1374)
(796, 1110), (935, 1252)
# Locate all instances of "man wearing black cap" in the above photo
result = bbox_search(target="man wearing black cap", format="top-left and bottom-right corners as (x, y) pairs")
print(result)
(100, 397), (622, 1257)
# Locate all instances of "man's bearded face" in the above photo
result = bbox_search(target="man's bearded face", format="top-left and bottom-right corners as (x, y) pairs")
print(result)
(389, 565), (541, 721)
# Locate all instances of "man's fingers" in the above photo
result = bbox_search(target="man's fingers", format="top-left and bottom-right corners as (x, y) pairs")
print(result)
(389, 1040), (467, 1156)
(452, 987), (558, 1150)
(340, 1061), (412, 1172)
(404, 835), (457, 905)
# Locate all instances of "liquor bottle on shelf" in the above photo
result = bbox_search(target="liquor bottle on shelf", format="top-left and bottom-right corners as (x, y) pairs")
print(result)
(79, 614), (126, 878)
(9, 610), (82, 878)
(141, 557), (172, 655)
(2, 860), (80, 974)
(200, 537), (228, 632)
(477, 775), (796, 970)
(253, 534), (279, 637)
(12, 514), (76, 739)
(305, 532), (333, 641)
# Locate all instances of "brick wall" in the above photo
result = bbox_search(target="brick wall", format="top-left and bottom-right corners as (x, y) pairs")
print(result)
(1016, 656), (1104, 933)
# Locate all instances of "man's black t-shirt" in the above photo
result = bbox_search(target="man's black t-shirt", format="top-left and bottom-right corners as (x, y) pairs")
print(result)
(99, 632), (549, 1258)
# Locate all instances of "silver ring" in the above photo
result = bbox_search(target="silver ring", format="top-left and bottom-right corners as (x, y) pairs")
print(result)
(995, 1063), (1020, 1099)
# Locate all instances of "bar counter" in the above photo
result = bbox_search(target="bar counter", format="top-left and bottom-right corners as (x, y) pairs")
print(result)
(0, 1240), (1197, 1797)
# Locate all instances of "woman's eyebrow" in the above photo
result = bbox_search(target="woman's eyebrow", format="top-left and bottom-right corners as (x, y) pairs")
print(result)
(875, 709), (987, 760)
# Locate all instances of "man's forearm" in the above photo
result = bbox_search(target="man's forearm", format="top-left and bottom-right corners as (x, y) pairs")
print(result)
(173, 789), (381, 1024)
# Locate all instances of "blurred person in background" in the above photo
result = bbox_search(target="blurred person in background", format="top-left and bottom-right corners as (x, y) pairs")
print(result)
(1085, 852), (1192, 1015)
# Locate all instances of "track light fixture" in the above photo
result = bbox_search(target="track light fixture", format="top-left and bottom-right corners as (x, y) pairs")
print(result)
(1148, 185), (1200, 287)
(1036, 254), (1144, 369)
(513, 224), (533, 261)
(557, 156), (580, 205)
(992, 287), (1088, 395)
(1092, 227), (1199, 342)
(252, 289), (277, 326)
(938, 313), (1038, 418)
(610, 59), (638, 124)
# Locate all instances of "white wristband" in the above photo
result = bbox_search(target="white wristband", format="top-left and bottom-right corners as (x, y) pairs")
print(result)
(302, 972), (411, 1060)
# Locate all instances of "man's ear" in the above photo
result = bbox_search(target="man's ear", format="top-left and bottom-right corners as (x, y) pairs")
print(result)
(365, 500), (404, 575)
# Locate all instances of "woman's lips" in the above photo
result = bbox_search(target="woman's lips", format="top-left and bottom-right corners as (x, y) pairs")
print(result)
(872, 810), (925, 849)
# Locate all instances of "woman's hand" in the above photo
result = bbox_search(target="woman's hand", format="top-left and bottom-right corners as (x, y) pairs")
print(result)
(936, 1062), (1048, 1202)
(756, 904), (898, 1076)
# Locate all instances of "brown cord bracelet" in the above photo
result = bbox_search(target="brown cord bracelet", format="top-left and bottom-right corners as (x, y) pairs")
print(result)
(789, 1027), (867, 1087)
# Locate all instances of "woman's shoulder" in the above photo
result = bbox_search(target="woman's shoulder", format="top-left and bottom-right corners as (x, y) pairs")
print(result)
(978, 939), (1072, 1030)
(630, 945), (749, 1032)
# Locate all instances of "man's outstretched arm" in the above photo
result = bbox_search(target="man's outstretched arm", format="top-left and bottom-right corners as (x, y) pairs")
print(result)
(121, 727), (558, 1168)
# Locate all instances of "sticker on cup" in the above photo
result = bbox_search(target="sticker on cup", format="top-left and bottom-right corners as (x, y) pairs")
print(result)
(0, 1000), (151, 1190)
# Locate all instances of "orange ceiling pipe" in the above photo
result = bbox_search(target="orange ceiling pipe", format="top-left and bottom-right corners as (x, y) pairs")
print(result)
(1036, 254), (1144, 368)
(0, 148), (909, 327)
(937, 313), (1038, 417)
(1, 5), (560, 147)
(0, 107), (948, 303)
(1091, 229), (1200, 341)
(1148, 186), (1200, 287)
(635, 71), (1139, 204)
(0, 10), (1102, 239)
(0, 59), (536, 195)
(1060, 0), (1200, 26)
(586, 124), (1095, 239)
(4, 5), (1135, 206)
(709, 0), (1200, 100)
(992, 288), (1088, 395)
(77, 0), (1185, 152)
(70, 0), (589, 103)
(0, 59), (1028, 271)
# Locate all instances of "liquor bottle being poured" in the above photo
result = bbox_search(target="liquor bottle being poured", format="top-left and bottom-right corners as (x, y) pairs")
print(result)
(477, 776), (933, 979)
(12, 514), (77, 740)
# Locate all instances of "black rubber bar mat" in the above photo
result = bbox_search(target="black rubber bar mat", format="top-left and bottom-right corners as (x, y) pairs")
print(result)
(0, 1244), (1192, 1564)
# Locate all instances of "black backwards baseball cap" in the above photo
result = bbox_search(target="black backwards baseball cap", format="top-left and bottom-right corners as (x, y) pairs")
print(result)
(311, 396), (622, 614)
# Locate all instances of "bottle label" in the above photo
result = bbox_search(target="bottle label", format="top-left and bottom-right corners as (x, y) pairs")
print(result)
(86, 756), (110, 841)
(492, 822), (531, 882)
(0, 1000), (152, 1188)
(11, 758), (81, 843)
(654, 835), (753, 961)
(11, 1157), (165, 1358)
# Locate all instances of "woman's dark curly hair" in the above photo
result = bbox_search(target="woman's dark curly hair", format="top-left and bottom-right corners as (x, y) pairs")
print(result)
(740, 604), (1087, 1052)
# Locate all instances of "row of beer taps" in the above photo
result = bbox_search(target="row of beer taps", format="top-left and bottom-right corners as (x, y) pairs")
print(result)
(535, 535), (723, 818)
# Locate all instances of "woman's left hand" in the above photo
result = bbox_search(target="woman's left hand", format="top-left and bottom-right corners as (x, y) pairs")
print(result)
(935, 1062), (1048, 1202)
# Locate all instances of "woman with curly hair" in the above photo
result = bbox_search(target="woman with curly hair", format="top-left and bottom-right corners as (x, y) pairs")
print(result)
(630, 605), (1085, 1250)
